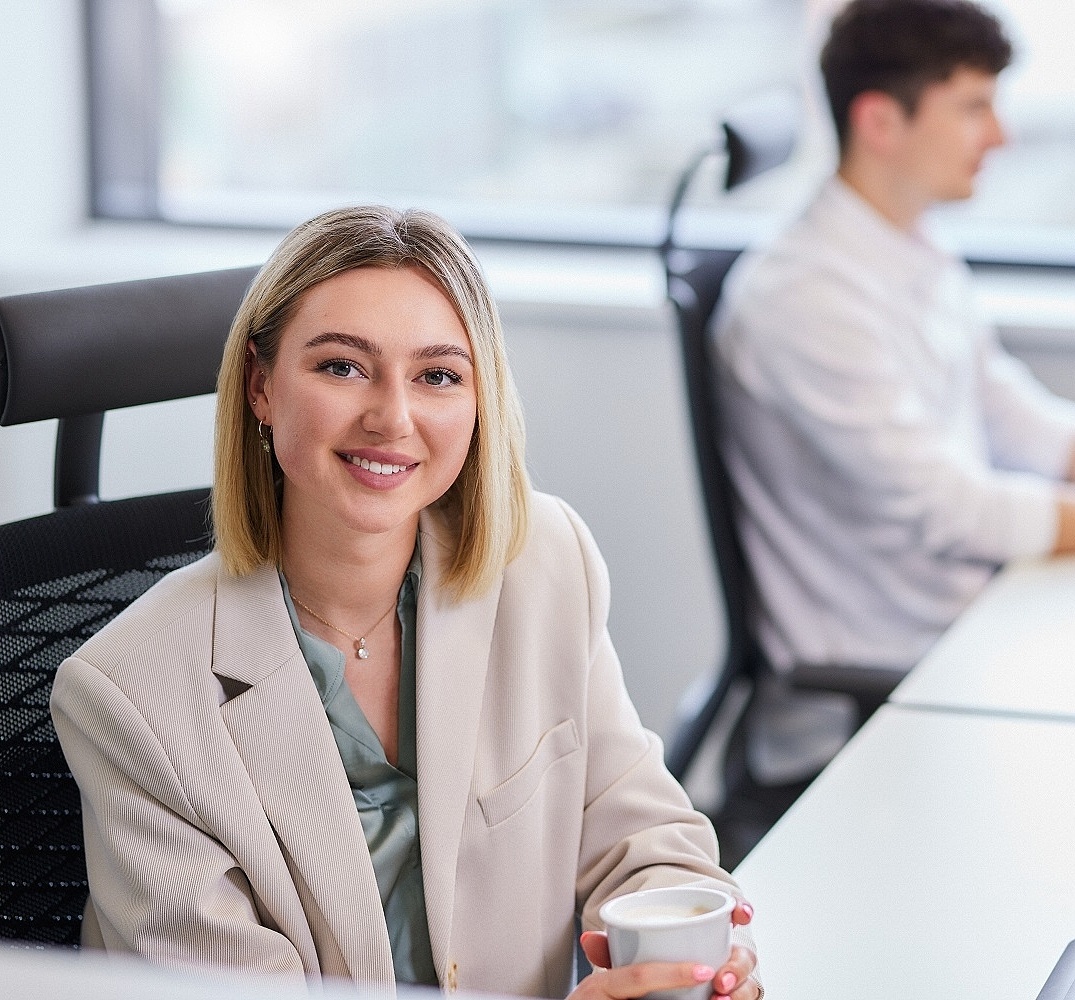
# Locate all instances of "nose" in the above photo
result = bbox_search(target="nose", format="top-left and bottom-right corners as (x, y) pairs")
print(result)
(985, 107), (1006, 149)
(361, 378), (414, 440)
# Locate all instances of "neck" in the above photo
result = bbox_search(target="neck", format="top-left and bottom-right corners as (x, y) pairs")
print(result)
(280, 509), (417, 623)
(837, 157), (928, 233)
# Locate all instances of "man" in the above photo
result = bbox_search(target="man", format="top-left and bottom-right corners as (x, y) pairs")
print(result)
(714, 0), (1075, 677)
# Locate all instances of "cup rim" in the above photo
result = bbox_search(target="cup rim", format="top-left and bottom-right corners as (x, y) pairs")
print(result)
(598, 885), (735, 930)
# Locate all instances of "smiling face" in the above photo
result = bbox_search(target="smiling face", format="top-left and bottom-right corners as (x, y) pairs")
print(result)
(891, 66), (1006, 205)
(247, 265), (478, 553)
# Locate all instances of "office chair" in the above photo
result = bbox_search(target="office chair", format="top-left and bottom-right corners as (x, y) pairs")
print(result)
(0, 265), (258, 947)
(660, 93), (903, 812)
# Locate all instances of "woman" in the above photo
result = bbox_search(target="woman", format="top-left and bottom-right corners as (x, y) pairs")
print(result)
(50, 206), (761, 999)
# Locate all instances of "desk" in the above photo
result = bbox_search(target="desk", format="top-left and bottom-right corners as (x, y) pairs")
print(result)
(733, 704), (1075, 999)
(0, 944), (393, 1000)
(892, 555), (1075, 720)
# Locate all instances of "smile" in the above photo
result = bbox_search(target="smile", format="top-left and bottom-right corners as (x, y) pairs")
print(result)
(343, 455), (411, 475)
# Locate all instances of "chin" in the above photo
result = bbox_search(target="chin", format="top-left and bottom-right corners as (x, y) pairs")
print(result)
(940, 183), (976, 203)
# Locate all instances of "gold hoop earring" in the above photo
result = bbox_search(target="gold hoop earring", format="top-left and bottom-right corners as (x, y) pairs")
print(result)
(258, 420), (272, 455)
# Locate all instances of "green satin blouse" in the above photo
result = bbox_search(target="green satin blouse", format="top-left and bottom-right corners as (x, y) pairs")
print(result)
(280, 547), (437, 986)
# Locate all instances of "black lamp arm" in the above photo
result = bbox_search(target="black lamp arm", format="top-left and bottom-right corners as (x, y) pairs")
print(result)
(660, 144), (724, 260)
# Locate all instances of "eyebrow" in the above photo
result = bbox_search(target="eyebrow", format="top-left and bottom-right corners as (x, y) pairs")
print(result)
(304, 331), (472, 366)
(304, 331), (379, 354)
(414, 343), (473, 366)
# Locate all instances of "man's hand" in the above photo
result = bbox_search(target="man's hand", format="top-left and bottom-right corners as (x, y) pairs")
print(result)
(1052, 490), (1075, 554)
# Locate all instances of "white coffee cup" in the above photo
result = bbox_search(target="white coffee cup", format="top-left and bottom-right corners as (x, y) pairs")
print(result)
(598, 885), (735, 1000)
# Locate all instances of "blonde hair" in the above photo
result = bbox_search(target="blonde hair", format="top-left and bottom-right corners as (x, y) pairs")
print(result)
(213, 205), (531, 601)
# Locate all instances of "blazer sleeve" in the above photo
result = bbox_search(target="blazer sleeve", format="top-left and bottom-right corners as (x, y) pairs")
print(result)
(556, 501), (757, 958)
(50, 655), (308, 979)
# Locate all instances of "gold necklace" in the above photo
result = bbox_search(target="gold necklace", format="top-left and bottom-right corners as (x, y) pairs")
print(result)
(291, 595), (397, 661)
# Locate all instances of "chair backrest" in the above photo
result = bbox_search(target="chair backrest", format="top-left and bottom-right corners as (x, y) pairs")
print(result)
(0, 266), (258, 946)
(660, 93), (799, 779)
(0, 265), (259, 507)
(665, 248), (751, 665)
(662, 247), (758, 778)
(0, 492), (212, 946)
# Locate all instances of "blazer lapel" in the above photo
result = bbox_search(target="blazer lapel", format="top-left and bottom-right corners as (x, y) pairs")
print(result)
(213, 562), (395, 984)
(413, 509), (502, 974)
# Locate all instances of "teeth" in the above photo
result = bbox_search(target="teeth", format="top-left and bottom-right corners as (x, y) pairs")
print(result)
(346, 455), (408, 475)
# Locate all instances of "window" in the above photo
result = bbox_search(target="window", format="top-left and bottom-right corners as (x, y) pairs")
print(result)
(88, 0), (809, 244)
(87, 0), (1075, 263)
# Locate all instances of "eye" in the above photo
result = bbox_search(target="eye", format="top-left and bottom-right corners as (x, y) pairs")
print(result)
(316, 358), (363, 379)
(419, 368), (463, 387)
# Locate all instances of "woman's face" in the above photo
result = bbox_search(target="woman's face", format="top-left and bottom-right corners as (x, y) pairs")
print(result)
(248, 265), (478, 548)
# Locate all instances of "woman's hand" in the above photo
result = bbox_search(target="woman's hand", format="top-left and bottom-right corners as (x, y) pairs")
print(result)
(571, 902), (760, 1000)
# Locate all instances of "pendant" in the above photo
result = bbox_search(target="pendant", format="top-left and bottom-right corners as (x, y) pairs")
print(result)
(356, 637), (369, 660)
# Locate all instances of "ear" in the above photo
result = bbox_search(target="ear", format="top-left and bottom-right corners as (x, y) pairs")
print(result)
(846, 90), (907, 157)
(246, 341), (271, 421)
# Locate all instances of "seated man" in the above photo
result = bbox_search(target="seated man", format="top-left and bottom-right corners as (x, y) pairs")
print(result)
(714, 0), (1075, 676)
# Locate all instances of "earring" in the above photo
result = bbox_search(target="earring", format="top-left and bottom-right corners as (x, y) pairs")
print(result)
(258, 420), (272, 454)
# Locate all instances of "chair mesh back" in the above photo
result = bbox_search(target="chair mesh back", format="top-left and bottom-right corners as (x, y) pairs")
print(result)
(0, 489), (212, 947)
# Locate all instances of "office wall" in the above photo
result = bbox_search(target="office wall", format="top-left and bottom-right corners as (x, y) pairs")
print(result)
(0, 3), (82, 243)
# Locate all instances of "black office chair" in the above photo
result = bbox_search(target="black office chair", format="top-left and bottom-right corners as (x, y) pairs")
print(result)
(660, 93), (903, 837)
(0, 265), (258, 947)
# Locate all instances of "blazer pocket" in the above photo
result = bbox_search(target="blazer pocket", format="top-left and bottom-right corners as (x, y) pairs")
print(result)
(478, 719), (580, 828)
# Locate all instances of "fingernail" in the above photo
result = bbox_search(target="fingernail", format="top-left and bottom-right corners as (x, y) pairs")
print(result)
(721, 972), (737, 992)
(742, 902), (754, 919)
(692, 965), (716, 983)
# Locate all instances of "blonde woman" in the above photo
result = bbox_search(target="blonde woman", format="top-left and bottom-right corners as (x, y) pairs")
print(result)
(51, 206), (760, 999)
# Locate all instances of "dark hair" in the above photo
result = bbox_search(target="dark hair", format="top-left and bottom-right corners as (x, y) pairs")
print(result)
(821, 0), (1012, 147)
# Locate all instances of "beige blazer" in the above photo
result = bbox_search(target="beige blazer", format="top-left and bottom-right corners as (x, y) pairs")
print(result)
(51, 492), (745, 997)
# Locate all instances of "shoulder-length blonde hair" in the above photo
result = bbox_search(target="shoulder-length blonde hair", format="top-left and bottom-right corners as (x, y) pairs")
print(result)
(213, 205), (531, 602)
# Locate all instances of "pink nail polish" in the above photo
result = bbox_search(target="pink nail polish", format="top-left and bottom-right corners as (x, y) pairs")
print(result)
(693, 965), (716, 982)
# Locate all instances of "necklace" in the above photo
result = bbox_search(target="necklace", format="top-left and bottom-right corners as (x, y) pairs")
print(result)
(291, 595), (397, 661)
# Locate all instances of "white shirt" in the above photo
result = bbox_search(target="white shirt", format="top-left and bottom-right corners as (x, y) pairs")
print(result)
(714, 177), (1075, 670)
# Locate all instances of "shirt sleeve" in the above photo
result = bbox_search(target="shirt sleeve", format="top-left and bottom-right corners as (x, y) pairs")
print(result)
(976, 327), (1075, 479)
(720, 267), (1060, 563)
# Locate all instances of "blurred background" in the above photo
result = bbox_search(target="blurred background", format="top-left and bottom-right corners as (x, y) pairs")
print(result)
(3, 0), (1075, 758)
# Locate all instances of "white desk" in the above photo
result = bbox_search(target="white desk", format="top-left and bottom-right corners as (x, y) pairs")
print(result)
(733, 704), (1075, 1000)
(892, 555), (1075, 720)
(0, 945), (384, 1000)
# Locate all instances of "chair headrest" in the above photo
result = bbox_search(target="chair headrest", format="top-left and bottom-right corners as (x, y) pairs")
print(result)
(0, 265), (260, 425)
